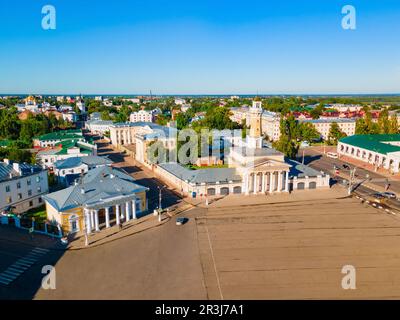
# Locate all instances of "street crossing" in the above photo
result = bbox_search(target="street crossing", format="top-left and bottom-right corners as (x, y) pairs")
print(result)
(0, 247), (49, 286)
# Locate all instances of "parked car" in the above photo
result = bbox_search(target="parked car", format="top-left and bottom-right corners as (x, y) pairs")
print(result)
(369, 193), (387, 204)
(327, 152), (338, 159)
(176, 217), (188, 226)
(381, 192), (397, 199)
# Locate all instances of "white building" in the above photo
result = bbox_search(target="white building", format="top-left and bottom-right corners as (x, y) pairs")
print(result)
(338, 134), (400, 173)
(0, 160), (49, 214)
(54, 155), (113, 186)
(299, 118), (356, 140)
(85, 120), (114, 135)
(262, 111), (281, 142)
(174, 98), (186, 105)
(129, 110), (154, 123)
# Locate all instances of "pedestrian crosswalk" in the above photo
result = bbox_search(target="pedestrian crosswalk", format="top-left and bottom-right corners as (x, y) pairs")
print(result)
(0, 247), (49, 286)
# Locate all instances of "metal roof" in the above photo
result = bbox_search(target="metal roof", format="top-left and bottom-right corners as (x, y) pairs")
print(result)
(339, 134), (400, 155)
(159, 162), (242, 184)
(54, 156), (112, 170)
(43, 167), (148, 211)
(0, 161), (44, 182)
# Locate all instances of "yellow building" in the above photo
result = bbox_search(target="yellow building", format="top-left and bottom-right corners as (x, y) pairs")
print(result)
(43, 167), (148, 234)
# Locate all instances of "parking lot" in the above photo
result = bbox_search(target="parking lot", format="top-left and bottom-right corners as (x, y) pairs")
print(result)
(197, 188), (400, 299)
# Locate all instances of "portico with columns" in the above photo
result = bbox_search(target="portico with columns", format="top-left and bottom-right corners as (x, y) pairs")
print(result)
(83, 195), (143, 233)
(241, 160), (291, 195)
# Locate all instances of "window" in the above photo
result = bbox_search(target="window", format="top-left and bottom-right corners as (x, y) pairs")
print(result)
(5, 185), (10, 192)
(29, 201), (33, 207)
(17, 182), (21, 189)
(27, 179), (31, 186)
(18, 193), (22, 200)
(37, 187), (41, 193)
(36, 176), (41, 183)
(28, 190), (32, 196)
(6, 196), (12, 204)
(38, 197), (42, 203)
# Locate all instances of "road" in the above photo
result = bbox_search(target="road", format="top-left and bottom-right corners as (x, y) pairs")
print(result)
(300, 147), (400, 210)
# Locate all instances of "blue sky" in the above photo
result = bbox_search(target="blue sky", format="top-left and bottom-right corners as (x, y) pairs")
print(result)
(0, 0), (399, 94)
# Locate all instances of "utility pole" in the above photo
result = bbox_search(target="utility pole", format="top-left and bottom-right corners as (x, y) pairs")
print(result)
(158, 185), (166, 222)
(348, 167), (356, 196)
(302, 150), (305, 165)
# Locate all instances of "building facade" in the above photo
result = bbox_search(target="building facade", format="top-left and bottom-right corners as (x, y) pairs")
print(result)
(0, 160), (49, 214)
(338, 134), (400, 173)
(43, 167), (148, 234)
(300, 118), (356, 140)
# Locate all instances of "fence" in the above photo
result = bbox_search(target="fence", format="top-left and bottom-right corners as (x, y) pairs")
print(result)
(0, 215), (63, 238)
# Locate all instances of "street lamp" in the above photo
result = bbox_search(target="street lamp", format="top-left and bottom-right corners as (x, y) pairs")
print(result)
(343, 164), (356, 195)
(157, 185), (166, 222)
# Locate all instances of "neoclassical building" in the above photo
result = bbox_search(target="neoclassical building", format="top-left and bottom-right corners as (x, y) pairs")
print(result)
(43, 166), (148, 234)
(153, 99), (329, 197)
(338, 134), (400, 173)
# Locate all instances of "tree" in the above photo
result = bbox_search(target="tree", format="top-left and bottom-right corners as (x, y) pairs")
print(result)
(272, 115), (301, 159)
(377, 109), (390, 134)
(299, 122), (320, 142)
(328, 122), (346, 145)
(389, 115), (399, 134)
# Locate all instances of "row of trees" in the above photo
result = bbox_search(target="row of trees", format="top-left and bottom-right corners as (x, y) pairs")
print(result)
(355, 108), (399, 135)
(272, 115), (347, 159)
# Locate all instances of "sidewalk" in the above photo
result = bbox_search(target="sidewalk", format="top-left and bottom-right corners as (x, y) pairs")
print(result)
(65, 202), (194, 250)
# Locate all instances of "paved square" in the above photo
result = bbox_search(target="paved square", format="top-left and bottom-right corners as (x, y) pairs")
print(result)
(197, 189), (400, 299)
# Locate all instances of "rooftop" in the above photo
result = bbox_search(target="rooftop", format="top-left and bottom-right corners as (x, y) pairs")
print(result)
(54, 156), (113, 170)
(159, 162), (242, 185)
(0, 161), (44, 182)
(35, 129), (83, 141)
(339, 134), (400, 155)
(43, 167), (147, 211)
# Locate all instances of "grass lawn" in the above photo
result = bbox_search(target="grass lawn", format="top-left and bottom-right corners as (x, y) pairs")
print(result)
(23, 205), (47, 223)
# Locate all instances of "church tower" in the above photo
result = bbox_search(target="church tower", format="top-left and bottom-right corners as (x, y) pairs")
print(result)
(246, 97), (263, 149)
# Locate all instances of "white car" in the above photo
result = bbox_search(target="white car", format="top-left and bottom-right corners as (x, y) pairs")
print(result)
(327, 152), (338, 159)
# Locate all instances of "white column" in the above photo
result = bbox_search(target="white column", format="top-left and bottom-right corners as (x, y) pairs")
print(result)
(94, 210), (100, 231)
(90, 210), (95, 231)
(277, 171), (282, 192)
(270, 172), (275, 193)
(261, 173), (266, 193)
(105, 207), (110, 228)
(244, 174), (249, 195)
(132, 199), (137, 219)
(126, 202), (131, 222)
(285, 171), (289, 192)
(253, 173), (257, 194)
(85, 209), (91, 233)
(115, 205), (120, 225)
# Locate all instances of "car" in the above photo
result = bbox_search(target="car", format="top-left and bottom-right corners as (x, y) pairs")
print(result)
(176, 217), (188, 226)
(369, 193), (387, 203)
(381, 192), (397, 199)
(327, 152), (338, 159)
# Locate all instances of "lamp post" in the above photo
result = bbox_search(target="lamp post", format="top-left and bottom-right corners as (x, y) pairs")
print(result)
(158, 185), (166, 222)
(343, 164), (356, 195)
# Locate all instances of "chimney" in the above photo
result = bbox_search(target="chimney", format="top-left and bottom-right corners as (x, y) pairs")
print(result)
(13, 163), (21, 175)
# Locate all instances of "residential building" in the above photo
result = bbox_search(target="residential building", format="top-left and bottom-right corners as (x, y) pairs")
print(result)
(262, 111), (281, 142)
(36, 139), (97, 170)
(0, 160), (49, 214)
(299, 118), (356, 140)
(33, 130), (84, 148)
(85, 120), (114, 135)
(54, 155), (113, 186)
(129, 109), (154, 123)
(43, 166), (149, 234)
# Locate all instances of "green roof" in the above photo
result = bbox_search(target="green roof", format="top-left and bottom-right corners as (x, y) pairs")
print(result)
(340, 134), (400, 155)
(54, 139), (95, 155)
(35, 130), (82, 141)
(0, 140), (11, 147)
